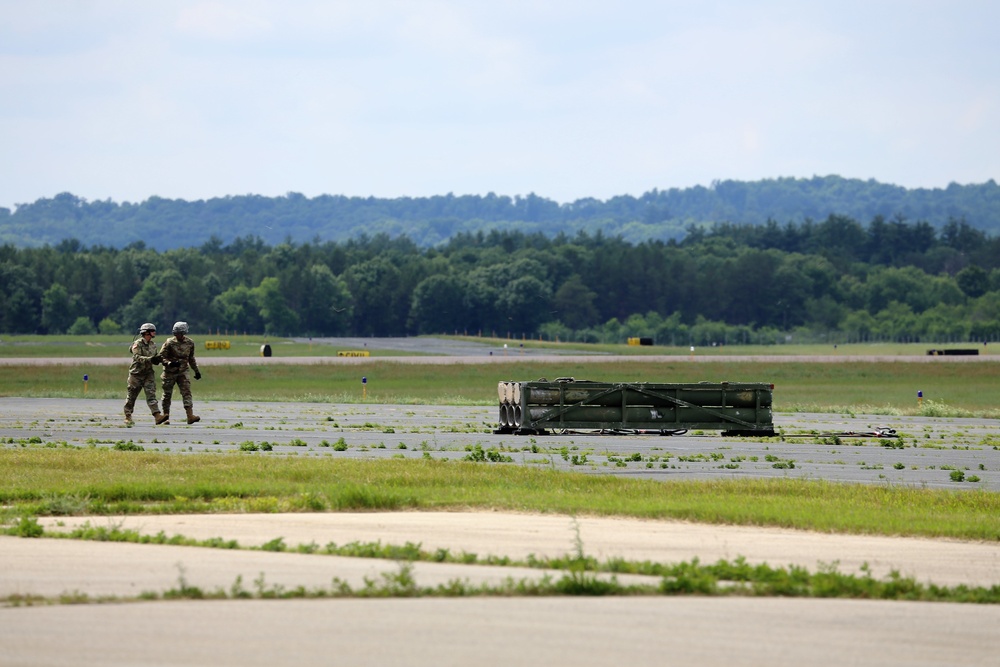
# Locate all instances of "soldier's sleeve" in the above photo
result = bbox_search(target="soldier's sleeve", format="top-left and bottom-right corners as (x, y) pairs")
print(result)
(188, 343), (200, 373)
(131, 341), (148, 363)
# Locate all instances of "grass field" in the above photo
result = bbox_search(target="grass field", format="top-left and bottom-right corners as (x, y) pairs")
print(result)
(0, 334), (419, 358)
(2, 358), (997, 417)
(4, 450), (1000, 542)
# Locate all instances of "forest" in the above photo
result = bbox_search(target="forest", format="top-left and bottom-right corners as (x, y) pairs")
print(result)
(1, 213), (998, 344)
(2, 175), (1000, 250)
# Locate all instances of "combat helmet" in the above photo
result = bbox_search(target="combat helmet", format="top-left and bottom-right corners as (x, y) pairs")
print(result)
(172, 321), (189, 335)
(138, 322), (157, 335)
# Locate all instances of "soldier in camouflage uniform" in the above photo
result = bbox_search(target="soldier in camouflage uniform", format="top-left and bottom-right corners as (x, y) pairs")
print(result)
(158, 321), (203, 424)
(124, 322), (167, 425)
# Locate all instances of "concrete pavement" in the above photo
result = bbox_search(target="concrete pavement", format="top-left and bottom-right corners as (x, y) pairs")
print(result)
(3, 511), (1000, 666)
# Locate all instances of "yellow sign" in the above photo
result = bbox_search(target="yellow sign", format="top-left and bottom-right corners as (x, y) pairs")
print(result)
(627, 337), (641, 346)
(205, 340), (231, 350)
(337, 350), (370, 357)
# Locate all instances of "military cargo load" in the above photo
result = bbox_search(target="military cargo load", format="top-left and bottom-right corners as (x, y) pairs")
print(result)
(495, 378), (775, 436)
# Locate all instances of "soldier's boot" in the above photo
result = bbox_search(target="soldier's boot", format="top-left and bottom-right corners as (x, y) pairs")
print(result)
(124, 410), (134, 426)
(154, 412), (169, 425)
(186, 407), (201, 424)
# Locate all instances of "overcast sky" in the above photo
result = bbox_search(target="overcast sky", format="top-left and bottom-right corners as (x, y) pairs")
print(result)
(1, 1), (997, 209)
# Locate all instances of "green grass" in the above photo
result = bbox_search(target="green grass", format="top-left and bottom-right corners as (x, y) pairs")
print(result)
(8, 552), (997, 604)
(0, 334), (422, 358)
(3, 449), (999, 541)
(3, 358), (998, 417)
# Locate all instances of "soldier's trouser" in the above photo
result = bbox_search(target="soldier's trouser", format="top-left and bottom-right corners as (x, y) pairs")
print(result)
(161, 371), (193, 415)
(125, 373), (159, 416)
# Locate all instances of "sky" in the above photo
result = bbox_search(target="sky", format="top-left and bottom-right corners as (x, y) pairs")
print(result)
(1, 1), (998, 210)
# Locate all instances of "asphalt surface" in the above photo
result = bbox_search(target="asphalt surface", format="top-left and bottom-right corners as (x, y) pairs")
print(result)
(2, 397), (997, 490)
(2, 334), (998, 364)
(3, 366), (1000, 665)
(2, 352), (996, 365)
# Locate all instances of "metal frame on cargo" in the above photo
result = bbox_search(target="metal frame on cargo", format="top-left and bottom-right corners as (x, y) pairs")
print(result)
(495, 378), (775, 436)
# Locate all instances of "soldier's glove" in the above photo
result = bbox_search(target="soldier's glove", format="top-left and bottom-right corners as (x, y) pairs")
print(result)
(151, 354), (163, 364)
(194, 371), (202, 380)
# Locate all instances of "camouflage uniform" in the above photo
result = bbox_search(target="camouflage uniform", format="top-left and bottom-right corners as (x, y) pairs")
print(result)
(124, 335), (161, 421)
(159, 334), (201, 416)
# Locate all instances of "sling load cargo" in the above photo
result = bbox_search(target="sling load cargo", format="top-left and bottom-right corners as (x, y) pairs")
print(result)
(495, 378), (775, 436)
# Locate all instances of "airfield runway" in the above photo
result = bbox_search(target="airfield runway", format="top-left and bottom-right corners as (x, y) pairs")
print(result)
(3, 507), (1000, 666)
(2, 340), (999, 666)
(2, 331), (997, 365)
(3, 395), (1000, 666)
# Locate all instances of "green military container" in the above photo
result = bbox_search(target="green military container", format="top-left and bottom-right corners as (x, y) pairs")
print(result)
(495, 378), (775, 436)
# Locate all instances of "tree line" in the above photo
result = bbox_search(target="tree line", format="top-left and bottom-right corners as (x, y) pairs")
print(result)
(1, 214), (998, 344)
(2, 175), (1000, 250)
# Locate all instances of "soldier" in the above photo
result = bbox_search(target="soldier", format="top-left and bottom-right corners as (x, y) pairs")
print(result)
(158, 321), (203, 424)
(124, 322), (167, 425)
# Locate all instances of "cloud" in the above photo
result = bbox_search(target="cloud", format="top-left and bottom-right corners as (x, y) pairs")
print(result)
(0, 1), (998, 209)
(175, 2), (272, 41)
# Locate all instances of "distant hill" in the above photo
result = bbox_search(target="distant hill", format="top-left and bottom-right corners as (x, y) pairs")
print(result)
(1, 175), (998, 250)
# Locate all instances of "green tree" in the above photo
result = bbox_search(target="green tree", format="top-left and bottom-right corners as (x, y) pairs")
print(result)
(804, 295), (845, 331)
(300, 264), (352, 335)
(956, 265), (989, 298)
(652, 311), (689, 346)
(100, 252), (143, 316)
(98, 317), (122, 335)
(212, 285), (262, 334)
(67, 316), (96, 335)
(551, 274), (599, 329)
(496, 275), (552, 335)
(841, 309), (877, 342)
(967, 293), (1000, 341)
(917, 303), (969, 342)
(862, 266), (943, 314)
(252, 277), (299, 335)
(41, 283), (76, 333)
(807, 214), (866, 267)
(118, 269), (186, 332)
(0, 263), (41, 333)
(873, 302), (919, 341)
(941, 218), (987, 253)
(344, 257), (406, 336)
(409, 273), (468, 334)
